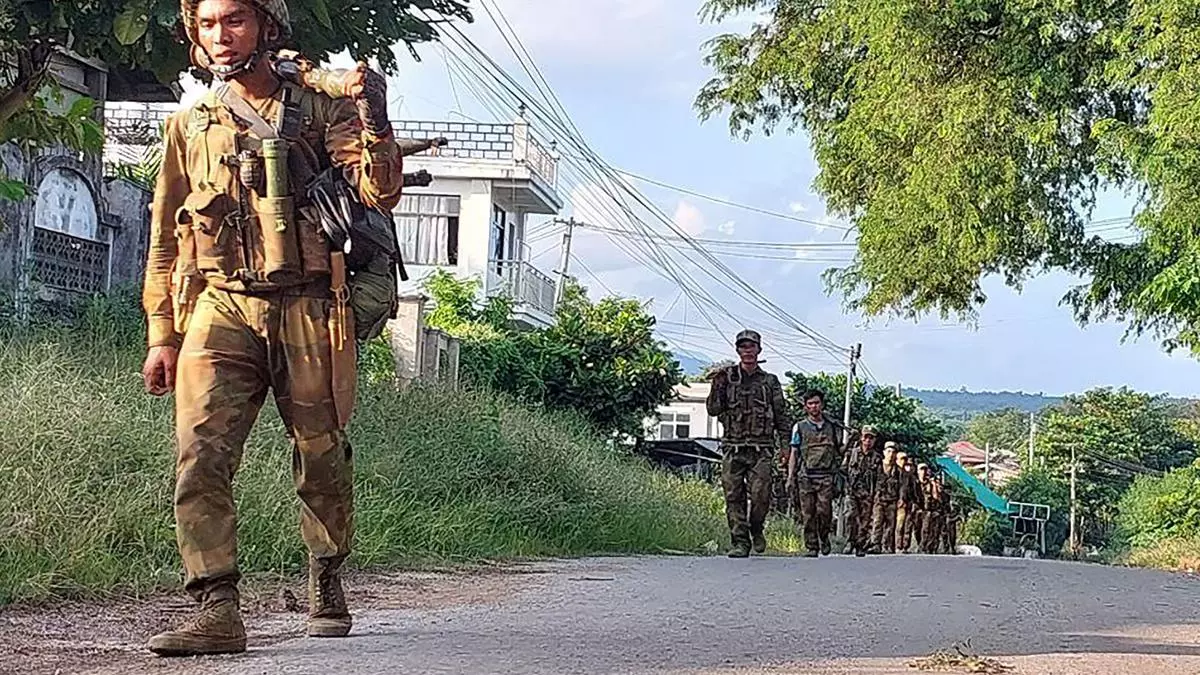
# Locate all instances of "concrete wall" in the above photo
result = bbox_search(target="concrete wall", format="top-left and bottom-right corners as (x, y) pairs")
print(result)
(102, 177), (151, 288)
(388, 294), (461, 389)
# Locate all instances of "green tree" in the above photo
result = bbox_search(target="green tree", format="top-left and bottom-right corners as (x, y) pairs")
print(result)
(1115, 458), (1200, 550)
(965, 408), (1033, 462)
(1037, 387), (1197, 547)
(783, 373), (946, 459)
(422, 272), (685, 439)
(693, 1), (1200, 356)
(1001, 468), (1070, 555)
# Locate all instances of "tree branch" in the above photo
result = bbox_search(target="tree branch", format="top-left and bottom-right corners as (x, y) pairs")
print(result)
(0, 41), (55, 130)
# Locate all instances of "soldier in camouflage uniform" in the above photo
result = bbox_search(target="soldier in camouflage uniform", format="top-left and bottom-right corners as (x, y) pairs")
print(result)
(788, 389), (844, 557)
(769, 447), (791, 516)
(870, 441), (901, 553)
(917, 464), (938, 553)
(896, 452), (921, 553)
(707, 330), (792, 558)
(843, 424), (880, 557)
(139, 0), (404, 656)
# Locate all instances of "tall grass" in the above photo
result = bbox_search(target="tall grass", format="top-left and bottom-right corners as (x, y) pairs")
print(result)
(0, 292), (725, 605)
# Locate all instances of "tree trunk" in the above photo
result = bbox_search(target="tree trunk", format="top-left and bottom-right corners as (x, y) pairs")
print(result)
(0, 42), (55, 134)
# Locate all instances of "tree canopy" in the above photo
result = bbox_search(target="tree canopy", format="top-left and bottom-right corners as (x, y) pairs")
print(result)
(783, 372), (947, 459)
(422, 271), (684, 439)
(964, 408), (1032, 461)
(694, 1), (1200, 356)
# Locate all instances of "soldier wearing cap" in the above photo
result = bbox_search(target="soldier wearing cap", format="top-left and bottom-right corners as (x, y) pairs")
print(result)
(707, 329), (792, 558)
(870, 440), (901, 553)
(895, 449), (921, 553)
(140, 0), (404, 656)
(914, 462), (935, 553)
(787, 387), (844, 557)
(842, 424), (880, 557)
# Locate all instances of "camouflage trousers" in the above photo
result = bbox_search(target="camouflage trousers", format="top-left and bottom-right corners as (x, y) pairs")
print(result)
(845, 491), (874, 553)
(769, 459), (790, 515)
(797, 473), (835, 552)
(871, 500), (897, 553)
(173, 286), (355, 599)
(922, 512), (945, 554)
(720, 445), (772, 546)
(943, 517), (958, 553)
(896, 503), (913, 553)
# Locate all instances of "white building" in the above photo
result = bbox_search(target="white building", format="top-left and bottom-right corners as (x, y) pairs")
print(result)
(386, 111), (563, 329)
(646, 382), (724, 441)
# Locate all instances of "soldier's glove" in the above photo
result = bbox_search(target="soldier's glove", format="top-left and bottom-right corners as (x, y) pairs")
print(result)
(353, 63), (391, 139)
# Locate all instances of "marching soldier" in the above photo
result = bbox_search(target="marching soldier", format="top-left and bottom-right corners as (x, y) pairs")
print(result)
(870, 441), (901, 553)
(788, 389), (844, 557)
(707, 330), (792, 558)
(918, 465), (939, 553)
(843, 425), (880, 557)
(140, 0), (404, 655)
(895, 450), (921, 553)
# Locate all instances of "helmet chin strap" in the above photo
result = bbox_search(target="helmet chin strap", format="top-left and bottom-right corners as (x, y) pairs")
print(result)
(208, 49), (263, 81)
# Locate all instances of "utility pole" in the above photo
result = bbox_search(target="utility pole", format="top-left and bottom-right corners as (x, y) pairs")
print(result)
(985, 443), (991, 487)
(895, 382), (902, 397)
(553, 217), (575, 306)
(1069, 445), (1078, 556)
(835, 343), (862, 539)
(1028, 412), (1035, 467)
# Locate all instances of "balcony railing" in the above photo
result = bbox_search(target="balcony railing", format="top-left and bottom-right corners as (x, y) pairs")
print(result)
(490, 259), (556, 317)
(393, 118), (558, 188)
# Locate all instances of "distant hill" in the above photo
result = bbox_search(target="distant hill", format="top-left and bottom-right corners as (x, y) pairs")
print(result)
(899, 387), (1063, 420)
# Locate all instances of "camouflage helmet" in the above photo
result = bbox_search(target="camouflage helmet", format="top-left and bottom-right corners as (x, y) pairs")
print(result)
(181, 0), (293, 42)
(734, 329), (761, 347)
(861, 424), (878, 437)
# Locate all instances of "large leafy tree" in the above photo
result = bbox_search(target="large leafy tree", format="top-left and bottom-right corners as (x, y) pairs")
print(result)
(1036, 387), (1197, 546)
(965, 408), (1033, 462)
(694, 1), (1200, 356)
(1, 0), (473, 112)
(423, 272), (684, 439)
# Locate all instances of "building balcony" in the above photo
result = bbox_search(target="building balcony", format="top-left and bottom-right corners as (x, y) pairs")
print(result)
(488, 259), (557, 329)
(394, 116), (562, 216)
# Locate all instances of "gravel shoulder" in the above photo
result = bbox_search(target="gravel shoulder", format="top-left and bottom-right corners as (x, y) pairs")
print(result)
(3, 555), (1199, 675)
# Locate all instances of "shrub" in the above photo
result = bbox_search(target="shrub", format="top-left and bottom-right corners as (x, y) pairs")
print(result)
(1115, 459), (1200, 550)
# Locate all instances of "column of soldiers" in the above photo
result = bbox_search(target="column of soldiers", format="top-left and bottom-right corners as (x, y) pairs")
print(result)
(710, 330), (963, 558)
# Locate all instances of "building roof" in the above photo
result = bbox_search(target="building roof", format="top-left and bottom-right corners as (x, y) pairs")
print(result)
(945, 440), (988, 464)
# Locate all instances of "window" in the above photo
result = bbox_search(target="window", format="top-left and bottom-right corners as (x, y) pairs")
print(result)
(395, 194), (460, 266)
(490, 204), (507, 274)
(658, 412), (691, 440)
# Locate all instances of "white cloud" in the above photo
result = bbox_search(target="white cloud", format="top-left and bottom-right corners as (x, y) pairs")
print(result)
(789, 201), (807, 214)
(717, 220), (736, 235)
(673, 200), (707, 236)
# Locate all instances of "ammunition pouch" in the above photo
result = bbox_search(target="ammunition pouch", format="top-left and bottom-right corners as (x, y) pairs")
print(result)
(255, 194), (302, 282)
(307, 167), (407, 343)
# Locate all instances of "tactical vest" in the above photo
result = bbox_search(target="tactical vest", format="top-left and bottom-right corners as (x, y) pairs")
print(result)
(875, 465), (901, 502)
(848, 446), (879, 495)
(720, 369), (778, 443)
(175, 84), (335, 296)
(796, 418), (839, 473)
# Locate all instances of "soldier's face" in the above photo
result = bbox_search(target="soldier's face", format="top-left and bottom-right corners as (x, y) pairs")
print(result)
(196, 0), (265, 66)
(883, 448), (895, 464)
(804, 396), (823, 417)
(735, 340), (759, 364)
(863, 434), (876, 449)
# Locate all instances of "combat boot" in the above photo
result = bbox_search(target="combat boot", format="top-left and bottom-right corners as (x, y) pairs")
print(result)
(147, 582), (246, 656)
(750, 531), (767, 555)
(727, 542), (750, 558)
(820, 539), (832, 556)
(308, 556), (352, 637)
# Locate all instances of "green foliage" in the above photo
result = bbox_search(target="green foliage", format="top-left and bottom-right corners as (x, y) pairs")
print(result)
(1001, 468), (1070, 555)
(693, 1), (1200, 357)
(1037, 387), (1197, 547)
(422, 271), (685, 439)
(965, 408), (1032, 459)
(0, 291), (725, 605)
(111, 135), (164, 192)
(783, 372), (947, 459)
(959, 510), (1008, 556)
(1115, 459), (1200, 550)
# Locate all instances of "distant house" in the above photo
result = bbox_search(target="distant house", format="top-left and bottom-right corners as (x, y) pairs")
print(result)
(944, 440), (1021, 486)
(645, 382), (723, 441)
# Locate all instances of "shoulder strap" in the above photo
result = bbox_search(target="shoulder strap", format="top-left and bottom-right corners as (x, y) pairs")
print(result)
(217, 83), (278, 140)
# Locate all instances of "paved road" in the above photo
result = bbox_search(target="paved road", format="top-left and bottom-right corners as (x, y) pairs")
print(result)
(72, 555), (1200, 674)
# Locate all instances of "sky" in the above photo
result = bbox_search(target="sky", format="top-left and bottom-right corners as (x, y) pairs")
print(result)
(319, 0), (1200, 398)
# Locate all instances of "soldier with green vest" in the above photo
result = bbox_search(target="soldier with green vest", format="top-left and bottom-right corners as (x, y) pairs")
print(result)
(787, 389), (844, 557)
(706, 329), (792, 558)
(843, 424), (880, 557)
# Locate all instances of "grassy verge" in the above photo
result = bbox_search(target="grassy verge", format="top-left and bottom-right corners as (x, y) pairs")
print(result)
(0, 322), (726, 606)
(1123, 537), (1200, 572)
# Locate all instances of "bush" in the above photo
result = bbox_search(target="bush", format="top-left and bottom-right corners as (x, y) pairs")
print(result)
(0, 294), (725, 605)
(1115, 459), (1200, 551)
(1001, 468), (1070, 556)
(959, 510), (1007, 555)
